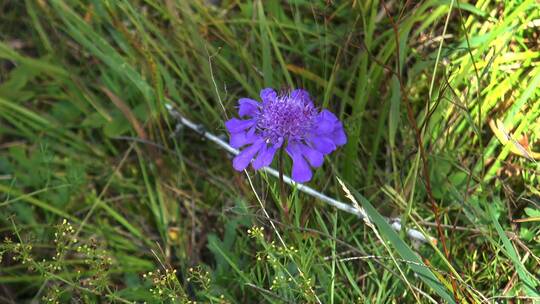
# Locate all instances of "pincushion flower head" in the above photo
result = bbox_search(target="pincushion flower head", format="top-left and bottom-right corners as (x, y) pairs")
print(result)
(225, 88), (347, 183)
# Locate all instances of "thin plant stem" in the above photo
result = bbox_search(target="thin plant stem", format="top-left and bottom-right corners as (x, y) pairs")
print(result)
(381, 0), (460, 300)
(278, 147), (289, 219)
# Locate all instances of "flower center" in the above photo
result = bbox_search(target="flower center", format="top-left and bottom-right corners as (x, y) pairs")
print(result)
(256, 93), (317, 142)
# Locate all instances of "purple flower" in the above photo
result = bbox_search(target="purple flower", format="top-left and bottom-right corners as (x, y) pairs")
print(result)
(225, 88), (347, 183)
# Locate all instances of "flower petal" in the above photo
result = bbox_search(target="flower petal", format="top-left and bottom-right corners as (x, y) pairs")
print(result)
(331, 123), (347, 146)
(299, 143), (324, 167)
(315, 118), (334, 134)
(230, 128), (258, 148)
(252, 138), (283, 170)
(321, 109), (339, 123)
(314, 110), (339, 134)
(233, 139), (264, 171)
(260, 88), (277, 103)
(290, 89), (312, 104)
(225, 118), (255, 133)
(286, 141), (313, 183)
(310, 136), (336, 154)
(238, 98), (260, 117)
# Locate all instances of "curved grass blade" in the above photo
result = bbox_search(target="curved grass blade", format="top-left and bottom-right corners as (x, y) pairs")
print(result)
(341, 181), (456, 303)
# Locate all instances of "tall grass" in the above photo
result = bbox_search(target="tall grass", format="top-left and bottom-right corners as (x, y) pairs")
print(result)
(0, 0), (538, 303)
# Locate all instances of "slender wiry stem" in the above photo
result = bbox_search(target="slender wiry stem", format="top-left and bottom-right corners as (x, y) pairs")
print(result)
(380, 1), (459, 300)
(278, 147), (289, 219)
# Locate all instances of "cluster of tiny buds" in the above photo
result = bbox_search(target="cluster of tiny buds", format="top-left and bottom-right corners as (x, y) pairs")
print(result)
(247, 226), (264, 239)
(300, 277), (316, 296)
(265, 254), (279, 267)
(53, 219), (77, 252)
(270, 275), (292, 290)
(142, 268), (182, 300)
(5, 239), (33, 266)
(187, 266), (211, 290)
(76, 244), (112, 265)
(276, 245), (299, 256)
(41, 287), (61, 304)
(255, 251), (265, 261)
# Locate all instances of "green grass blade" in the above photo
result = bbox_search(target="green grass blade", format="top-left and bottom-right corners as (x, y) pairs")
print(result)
(489, 201), (539, 297)
(344, 183), (456, 303)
